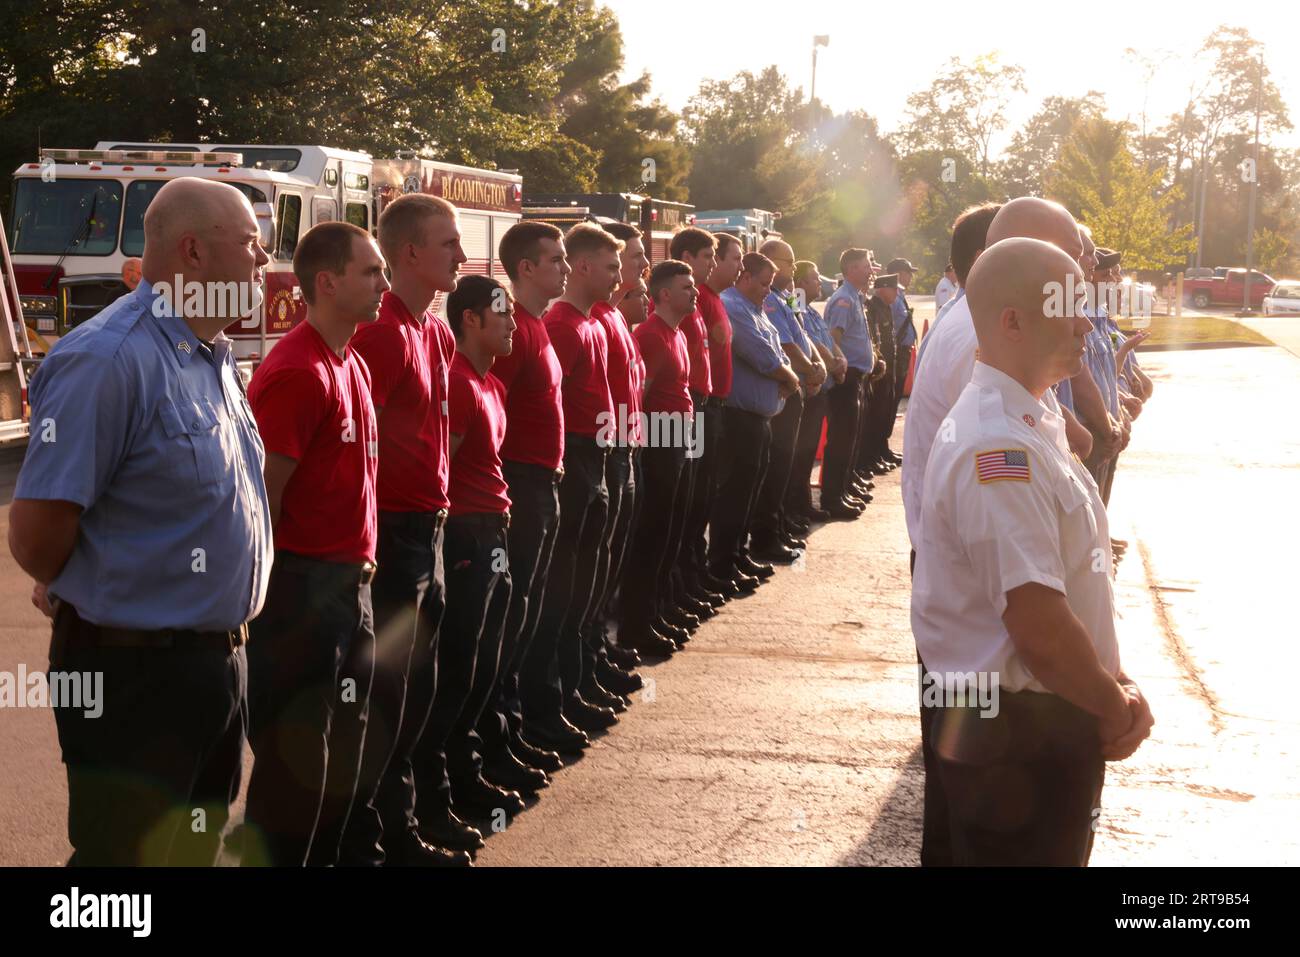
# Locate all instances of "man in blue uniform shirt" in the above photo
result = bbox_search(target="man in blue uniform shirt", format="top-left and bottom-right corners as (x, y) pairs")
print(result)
(8, 177), (273, 866)
(754, 239), (825, 561)
(821, 248), (878, 519)
(711, 253), (800, 586)
(883, 257), (918, 461)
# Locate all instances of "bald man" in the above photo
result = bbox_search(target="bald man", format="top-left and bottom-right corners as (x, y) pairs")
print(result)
(9, 176), (273, 865)
(903, 197), (1086, 552)
(911, 237), (1153, 866)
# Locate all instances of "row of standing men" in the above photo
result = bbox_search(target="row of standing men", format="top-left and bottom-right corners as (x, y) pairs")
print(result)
(9, 176), (917, 866)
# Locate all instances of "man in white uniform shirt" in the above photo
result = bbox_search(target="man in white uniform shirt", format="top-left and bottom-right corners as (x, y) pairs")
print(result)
(904, 197), (1086, 553)
(911, 237), (1153, 866)
(933, 263), (958, 312)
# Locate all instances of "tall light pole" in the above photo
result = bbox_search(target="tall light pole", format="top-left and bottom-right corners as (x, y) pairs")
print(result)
(811, 35), (829, 109)
(1242, 53), (1263, 315)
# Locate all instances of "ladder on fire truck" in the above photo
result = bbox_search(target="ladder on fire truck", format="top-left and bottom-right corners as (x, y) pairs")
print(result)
(1, 208), (37, 444)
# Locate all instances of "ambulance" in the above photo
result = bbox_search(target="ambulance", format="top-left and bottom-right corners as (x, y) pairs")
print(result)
(523, 192), (694, 264)
(693, 209), (782, 254)
(6, 142), (522, 366)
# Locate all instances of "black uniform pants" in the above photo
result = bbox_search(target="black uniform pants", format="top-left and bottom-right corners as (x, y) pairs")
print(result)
(621, 444), (686, 630)
(886, 341), (911, 440)
(752, 391), (804, 548)
(246, 552), (375, 868)
(335, 511), (444, 866)
(787, 390), (828, 518)
(583, 446), (635, 658)
(927, 688), (1105, 866)
(414, 513), (509, 814)
(858, 371), (893, 469)
(684, 399), (724, 582)
(51, 603), (247, 867)
(709, 406), (771, 575)
(519, 436), (608, 724)
(479, 461), (561, 762)
(821, 367), (865, 504)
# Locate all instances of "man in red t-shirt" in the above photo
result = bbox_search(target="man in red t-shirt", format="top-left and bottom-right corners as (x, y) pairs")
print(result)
(668, 227), (729, 626)
(520, 223), (622, 745)
(621, 260), (698, 655)
(576, 221), (650, 711)
(469, 221), (570, 785)
(415, 274), (528, 830)
(343, 193), (474, 865)
(245, 222), (385, 867)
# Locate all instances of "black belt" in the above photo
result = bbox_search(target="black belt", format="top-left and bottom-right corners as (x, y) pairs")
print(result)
(275, 550), (378, 586)
(57, 602), (247, 652)
(505, 460), (565, 484)
(447, 510), (511, 530)
(379, 507), (448, 531)
(565, 433), (610, 456)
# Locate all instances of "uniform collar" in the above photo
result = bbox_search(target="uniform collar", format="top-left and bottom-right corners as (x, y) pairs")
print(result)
(971, 362), (1070, 457)
(138, 278), (206, 367)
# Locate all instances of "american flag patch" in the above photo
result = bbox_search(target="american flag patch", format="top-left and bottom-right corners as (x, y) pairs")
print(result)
(975, 449), (1031, 484)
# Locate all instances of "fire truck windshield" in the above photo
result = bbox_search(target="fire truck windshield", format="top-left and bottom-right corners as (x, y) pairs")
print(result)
(120, 180), (268, 256)
(10, 179), (122, 256)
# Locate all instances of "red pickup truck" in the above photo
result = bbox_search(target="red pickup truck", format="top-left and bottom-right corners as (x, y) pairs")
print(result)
(1184, 268), (1274, 309)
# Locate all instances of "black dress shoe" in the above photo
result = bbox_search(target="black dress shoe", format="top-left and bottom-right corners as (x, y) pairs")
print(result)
(653, 618), (691, 646)
(785, 520), (812, 538)
(390, 832), (473, 867)
(665, 608), (701, 631)
(691, 586), (727, 609)
(886, 450), (903, 464)
(523, 717), (590, 754)
(781, 534), (808, 550)
(826, 502), (861, 520)
(596, 658), (643, 695)
(579, 674), (628, 713)
(699, 571), (733, 594)
(452, 775), (525, 818)
(606, 643), (641, 669)
(564, 693), (618, 731)
(737, 555), (775, 579)
(418, 805), (485, 853)
(621, 627), (677, 657)
(510, 734), (563, 773)
(805, 507), (833, 523)
(753, 542), (799, 564)
(483, 750), (550, 794)
(679, 596), (715, 619)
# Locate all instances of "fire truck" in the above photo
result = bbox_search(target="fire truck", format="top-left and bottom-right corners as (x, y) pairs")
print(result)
(6, 142), (523, 366)
(693, 209), (782, 253)
(523, 192), (694, 264)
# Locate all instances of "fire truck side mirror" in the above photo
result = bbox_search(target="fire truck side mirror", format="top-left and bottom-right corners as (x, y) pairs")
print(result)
(253, 202), (276, 249)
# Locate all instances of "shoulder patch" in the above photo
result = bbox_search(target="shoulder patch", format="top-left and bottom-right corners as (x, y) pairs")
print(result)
(974, 448), (1031, 484)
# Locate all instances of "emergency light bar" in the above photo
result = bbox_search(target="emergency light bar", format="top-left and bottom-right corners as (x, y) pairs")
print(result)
(40, 149), (245, 167)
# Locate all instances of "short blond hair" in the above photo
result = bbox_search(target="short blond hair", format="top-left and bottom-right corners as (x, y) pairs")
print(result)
(377, 193), (457, 263)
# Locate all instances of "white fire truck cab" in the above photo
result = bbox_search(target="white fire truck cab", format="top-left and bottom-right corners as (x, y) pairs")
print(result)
(6, 142), (522, 367)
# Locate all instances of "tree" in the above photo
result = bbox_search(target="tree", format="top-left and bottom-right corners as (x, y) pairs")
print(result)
(1000, 93), (1106, 197)
(1047, 119), (1196, 269)
(897, 52), (1026, 179)
(682, 67), (819, 215)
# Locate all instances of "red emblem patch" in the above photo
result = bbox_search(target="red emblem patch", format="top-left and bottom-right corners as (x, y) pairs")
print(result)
(1022, 414), (1035, 427)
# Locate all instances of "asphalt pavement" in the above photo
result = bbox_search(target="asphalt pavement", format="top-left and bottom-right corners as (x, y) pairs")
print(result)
(1, 337), (1297, 866)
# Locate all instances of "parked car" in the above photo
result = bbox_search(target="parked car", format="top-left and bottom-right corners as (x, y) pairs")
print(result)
(1262, 280), (1300, 315)
(1183, 268), (1274, 309)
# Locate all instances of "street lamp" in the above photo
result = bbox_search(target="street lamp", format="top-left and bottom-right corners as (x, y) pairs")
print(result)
(811, 35), (829, 106)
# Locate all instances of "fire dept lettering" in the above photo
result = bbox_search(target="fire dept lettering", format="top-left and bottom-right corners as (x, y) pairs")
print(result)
(439, 175), (509, 210)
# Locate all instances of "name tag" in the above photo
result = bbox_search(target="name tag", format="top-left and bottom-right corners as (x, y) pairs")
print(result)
(441, 399), (449, 417)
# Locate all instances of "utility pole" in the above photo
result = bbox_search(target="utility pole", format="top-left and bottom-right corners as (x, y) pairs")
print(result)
(1242, 53), (1263, 315)
(810, 35), (829, 120)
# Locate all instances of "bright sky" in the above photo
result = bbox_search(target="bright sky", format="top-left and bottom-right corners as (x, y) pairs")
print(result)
(606, 0), (1300, 153)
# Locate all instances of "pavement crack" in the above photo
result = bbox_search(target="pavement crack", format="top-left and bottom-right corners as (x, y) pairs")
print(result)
(1136, 537), (1226, 735)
